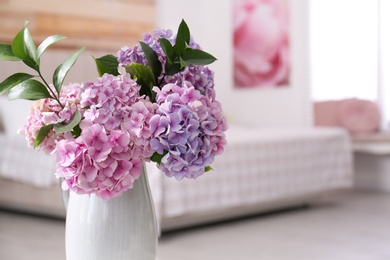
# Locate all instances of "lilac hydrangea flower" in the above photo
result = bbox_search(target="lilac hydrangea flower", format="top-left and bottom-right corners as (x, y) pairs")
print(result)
(118, 28), (174, 68)
(117, 28), (214, 99)
(150, 81), (228, 180)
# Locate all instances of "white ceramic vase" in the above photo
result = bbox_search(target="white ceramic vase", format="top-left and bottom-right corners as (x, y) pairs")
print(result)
(64, 168), (157, 260)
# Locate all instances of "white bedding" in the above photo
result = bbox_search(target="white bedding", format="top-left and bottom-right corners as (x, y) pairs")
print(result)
(0, 135), (57, 187)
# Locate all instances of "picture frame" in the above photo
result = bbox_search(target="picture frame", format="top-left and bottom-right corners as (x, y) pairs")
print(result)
(233, 0), (291, 89)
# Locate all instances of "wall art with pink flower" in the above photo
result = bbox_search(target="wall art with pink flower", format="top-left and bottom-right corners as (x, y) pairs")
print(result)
(233, 0), (290, 88)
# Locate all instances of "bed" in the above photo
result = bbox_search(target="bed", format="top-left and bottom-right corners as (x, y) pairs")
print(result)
(148, 126), (353, 230)
(0, 118), (353, 231)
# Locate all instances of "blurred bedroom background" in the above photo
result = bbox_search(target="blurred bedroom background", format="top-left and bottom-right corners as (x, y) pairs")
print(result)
(1, 0), (390, 259)
(1, 0), (388, 129)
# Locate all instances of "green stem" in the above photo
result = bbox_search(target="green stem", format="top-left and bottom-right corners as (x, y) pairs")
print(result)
(37, 69), (64, 109)
(157, 74), (167, 88)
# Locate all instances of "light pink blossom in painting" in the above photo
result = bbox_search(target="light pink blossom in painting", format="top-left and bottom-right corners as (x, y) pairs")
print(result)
(234, 0), (290, 88)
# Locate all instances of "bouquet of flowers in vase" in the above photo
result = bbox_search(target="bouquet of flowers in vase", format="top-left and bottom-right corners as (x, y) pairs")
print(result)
(0, 20), (228, 200)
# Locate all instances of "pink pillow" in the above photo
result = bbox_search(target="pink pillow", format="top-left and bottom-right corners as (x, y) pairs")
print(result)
(314, 98), (381, 134)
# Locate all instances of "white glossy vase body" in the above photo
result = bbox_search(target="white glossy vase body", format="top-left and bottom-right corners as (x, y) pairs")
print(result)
(65, 169), (157, 260)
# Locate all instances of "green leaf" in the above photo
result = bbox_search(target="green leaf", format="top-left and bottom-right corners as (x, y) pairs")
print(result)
(37, 35), (66, 58)
(139, 41), (162, 80)
(22, 59), (39, 71)
(0, 73), (35, 95)
(174, 19), (190, 54)
(0, 44), (21, 61)
(94, 54), (119, 77)
(53, 47), (85, 94)
(165, 63), (182, 76)
(180, 49), (217, 67)
(125, 63), (156, 101)
(11, 23), (39, 70)
(34, 124), (54, 148)
(71, 124), (82, 138)
(8, 79), (51, 100)
(23, 26), (38, 63)
(160, 37), (184, 76)
(54, 110), (82, 134)
(150, 151), (168, 165)
(179, 56), (187, 69)
(12, 25), (29, 60)
(159, 38), (175, 64)
(205, 166), (213, 172)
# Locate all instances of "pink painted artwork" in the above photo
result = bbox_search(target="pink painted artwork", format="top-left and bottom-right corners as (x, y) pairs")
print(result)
(233, 0), (290, 88)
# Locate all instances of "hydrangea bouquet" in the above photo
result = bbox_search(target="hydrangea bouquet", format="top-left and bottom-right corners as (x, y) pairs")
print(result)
(0, 20), (228, 200)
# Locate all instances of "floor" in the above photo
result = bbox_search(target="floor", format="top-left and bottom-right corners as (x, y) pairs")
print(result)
(1, 190), (390, 260)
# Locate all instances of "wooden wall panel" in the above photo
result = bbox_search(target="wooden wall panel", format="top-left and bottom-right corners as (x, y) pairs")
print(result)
(0, 0), (156, 51)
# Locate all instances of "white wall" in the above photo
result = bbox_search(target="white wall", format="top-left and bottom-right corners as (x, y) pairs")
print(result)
(156, 0), (312, 127)
(310, 0), (378, 101)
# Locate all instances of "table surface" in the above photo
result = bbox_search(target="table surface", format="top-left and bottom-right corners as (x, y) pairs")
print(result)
(352, 131), (390, 155)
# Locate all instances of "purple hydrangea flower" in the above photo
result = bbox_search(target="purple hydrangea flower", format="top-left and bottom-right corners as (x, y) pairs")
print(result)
(150, 81), (228, 180)
(117, 28), (214, 99)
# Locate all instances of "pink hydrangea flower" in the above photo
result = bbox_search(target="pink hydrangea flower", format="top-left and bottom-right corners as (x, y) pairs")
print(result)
(54, 73), (156, 200)
(18, 83), (81, 154)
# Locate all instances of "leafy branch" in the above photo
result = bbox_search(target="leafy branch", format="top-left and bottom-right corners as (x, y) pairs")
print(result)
(0, 21), (84, 147)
